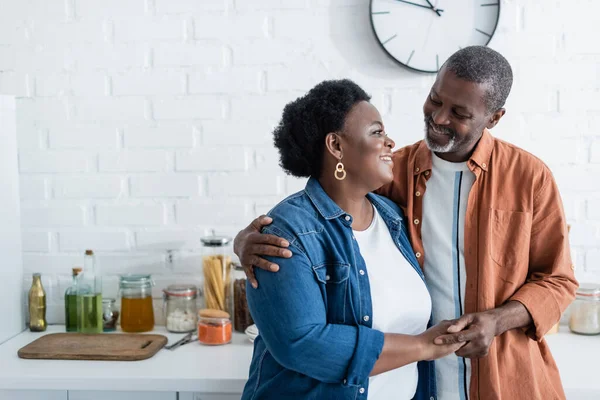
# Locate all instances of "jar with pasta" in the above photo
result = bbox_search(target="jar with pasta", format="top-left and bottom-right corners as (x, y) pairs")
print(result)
(200, 232), (233, 317)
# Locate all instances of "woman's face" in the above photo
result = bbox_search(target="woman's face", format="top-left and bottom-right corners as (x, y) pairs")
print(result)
(338, 101), (396, 190)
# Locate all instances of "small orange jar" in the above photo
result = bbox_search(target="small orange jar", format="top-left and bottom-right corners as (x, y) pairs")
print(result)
(198, 309), (232, 345)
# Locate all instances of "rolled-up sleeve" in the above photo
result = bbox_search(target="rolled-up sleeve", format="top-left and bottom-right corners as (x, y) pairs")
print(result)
(247, 241), (384, 386)
(509, 167), (578, 340)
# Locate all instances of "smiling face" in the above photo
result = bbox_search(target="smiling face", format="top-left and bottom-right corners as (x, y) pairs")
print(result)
(423, 67), (503, 162)
(334, 101), (396, 191)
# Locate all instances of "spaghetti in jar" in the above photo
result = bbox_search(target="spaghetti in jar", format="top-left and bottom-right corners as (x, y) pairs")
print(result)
(200, 232), (233, 316)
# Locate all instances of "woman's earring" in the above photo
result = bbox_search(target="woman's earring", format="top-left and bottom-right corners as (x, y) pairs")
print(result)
(334, 158), (346, 181)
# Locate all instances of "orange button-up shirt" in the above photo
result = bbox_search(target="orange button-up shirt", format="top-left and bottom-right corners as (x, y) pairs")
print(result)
(376, 130), (578, 400)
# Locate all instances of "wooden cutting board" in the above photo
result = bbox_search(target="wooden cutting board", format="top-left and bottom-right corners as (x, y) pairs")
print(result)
(17, 333), (168, 361)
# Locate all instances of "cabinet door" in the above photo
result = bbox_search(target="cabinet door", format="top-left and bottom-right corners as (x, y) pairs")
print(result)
(179, 393), (242, 400)
(0, 390), (67, 400)
(69, 391), (177, 400)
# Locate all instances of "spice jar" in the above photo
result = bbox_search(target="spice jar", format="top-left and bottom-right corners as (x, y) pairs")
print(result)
(569, 283), (600, 335)
(197, 308), (232, 345)
(163, 284), (198, 333)
(201, 232), (233, 316)
(102, 298), (119, 332)
(232, 263), (254, 333)
(119, 274), (155, 333)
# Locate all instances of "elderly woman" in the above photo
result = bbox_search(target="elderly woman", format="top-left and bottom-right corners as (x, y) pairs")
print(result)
(241, 80), (462, 400)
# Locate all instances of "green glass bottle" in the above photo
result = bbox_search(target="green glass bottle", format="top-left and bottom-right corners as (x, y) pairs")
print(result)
(64, 267), (82, 332)
(77, 250), (103, 333)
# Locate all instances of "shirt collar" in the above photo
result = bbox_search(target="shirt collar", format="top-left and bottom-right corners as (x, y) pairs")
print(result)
(414, 128), (494, 174)
(304, 177), (346, 220)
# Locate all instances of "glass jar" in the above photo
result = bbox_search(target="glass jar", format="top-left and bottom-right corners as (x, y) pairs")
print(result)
(232, 263), (254, 333)
(163, 284), (198, 333)
(569, 283), (600, 335)
(119, 274), (155, 333)
(102, 298), (119, 332)
(201, 232), (233, 316)
(197, 309), (232, 345)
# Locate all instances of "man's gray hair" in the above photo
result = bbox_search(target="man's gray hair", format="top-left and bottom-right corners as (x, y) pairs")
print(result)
(443, 46), (513, 114)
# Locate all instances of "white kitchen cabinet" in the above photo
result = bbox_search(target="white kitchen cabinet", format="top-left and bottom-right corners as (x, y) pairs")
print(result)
(69, 391), (177, 400)
(0, 390), (67, 400)
(0, 95), (25, 345)
(179, 393), (241, 400)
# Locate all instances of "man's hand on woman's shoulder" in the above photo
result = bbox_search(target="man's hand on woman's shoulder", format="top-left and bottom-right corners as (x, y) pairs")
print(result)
(233, 215), (293, 288)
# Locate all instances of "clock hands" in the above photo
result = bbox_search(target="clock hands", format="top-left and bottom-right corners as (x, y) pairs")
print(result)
(394, 0), (443, 16)
(424, 0), (443, 16)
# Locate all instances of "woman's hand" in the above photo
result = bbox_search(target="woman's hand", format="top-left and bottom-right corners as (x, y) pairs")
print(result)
(417, 320), (467, 361)
(233, 215), (293, 288)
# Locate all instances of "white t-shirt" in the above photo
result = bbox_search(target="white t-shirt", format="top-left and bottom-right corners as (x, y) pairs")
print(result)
(354, 204), (432, 400)
(421, 152), (476, 400)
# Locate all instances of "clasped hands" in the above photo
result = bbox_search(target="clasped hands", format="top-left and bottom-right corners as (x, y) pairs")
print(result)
(434, 310), (500, 358)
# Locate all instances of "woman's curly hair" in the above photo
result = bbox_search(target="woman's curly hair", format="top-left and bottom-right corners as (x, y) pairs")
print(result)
(273, 79), (371, 178)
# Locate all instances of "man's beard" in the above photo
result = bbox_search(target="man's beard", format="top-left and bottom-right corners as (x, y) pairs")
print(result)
(423, 116), (458, 153)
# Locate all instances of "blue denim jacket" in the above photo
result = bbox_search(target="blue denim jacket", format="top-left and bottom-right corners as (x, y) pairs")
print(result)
(241, 177), (436, 400)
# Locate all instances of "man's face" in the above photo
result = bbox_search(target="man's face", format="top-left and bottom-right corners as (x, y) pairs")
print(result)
(422, 67), (498, 160)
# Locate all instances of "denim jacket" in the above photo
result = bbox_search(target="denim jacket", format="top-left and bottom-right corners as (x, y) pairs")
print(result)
(241, 177), (436, 400)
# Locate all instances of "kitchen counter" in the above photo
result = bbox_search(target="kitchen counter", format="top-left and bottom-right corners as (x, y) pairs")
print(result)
(545, 326), (598, 399)
(0, 325), (596, 398)
(0, 325), (253, 393)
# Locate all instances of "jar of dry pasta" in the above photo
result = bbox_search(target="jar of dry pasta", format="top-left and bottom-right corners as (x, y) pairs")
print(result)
(200, 231), (233, 317)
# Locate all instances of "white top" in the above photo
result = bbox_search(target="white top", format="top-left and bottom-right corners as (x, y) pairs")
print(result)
(354, 205), (432, 400)
(421, 152), (476, 400)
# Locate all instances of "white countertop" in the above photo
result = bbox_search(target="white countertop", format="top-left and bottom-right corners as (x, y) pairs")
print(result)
(0, 325), (253, 393)
(0, 325), (596, 397)
(545, 326), (598, 399)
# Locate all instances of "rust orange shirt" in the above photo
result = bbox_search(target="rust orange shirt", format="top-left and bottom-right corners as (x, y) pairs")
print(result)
(376, 129), (578, 400)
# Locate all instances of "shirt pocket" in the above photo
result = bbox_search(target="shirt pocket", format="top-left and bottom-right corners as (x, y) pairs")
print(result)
(312, 263), (351, 324)
(488, 209), (532, 283)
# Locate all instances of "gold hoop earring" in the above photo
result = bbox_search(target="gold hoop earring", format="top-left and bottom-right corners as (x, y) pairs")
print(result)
(334, 160), (346, 180)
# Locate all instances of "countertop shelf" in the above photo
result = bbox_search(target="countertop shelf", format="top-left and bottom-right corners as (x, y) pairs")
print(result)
(0, 325), (596, 397)
(0, 326), (253, 393)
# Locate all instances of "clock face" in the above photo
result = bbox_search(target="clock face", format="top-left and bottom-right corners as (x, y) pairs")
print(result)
(370, 0), (500, 73)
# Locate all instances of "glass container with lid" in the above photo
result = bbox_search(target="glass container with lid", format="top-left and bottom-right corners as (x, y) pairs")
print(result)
(232, 262), (254, 333)
(163, 284), (198, 333)
(201, 231), (233, 316)
(569, 283), (600, 335)
(119, 274), (155, 333)
(102, 298), (119, 332)
(197, 308), (232, 346)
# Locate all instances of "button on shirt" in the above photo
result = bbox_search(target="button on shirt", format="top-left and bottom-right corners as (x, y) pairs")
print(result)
(354, 205), (431, 400)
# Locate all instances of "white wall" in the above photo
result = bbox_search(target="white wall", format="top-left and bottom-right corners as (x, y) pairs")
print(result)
(0, 0), (598, 322)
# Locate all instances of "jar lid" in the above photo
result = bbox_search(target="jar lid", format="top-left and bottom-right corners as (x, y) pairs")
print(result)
(164, 284), (197, 298)
(200, 230), (232, 247)
(576, 283), (600, 299)
(120, 274), (153, 289)
(102, 297), (116, 305)
(199, 316), (231, 325)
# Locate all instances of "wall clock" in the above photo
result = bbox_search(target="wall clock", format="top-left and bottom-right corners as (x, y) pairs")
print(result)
(369, 0), (500, 73)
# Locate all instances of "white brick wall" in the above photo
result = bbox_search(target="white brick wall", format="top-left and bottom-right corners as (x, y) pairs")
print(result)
(1, 0), (599, 323)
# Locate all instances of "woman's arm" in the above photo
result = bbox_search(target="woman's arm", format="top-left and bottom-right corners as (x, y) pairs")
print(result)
(248, 241), (463, 387)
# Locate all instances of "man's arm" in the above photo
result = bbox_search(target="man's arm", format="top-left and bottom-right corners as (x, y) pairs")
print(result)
(435, 167), (578, 356)
(434, 301), (532, 358)
(507, 166), (578, 340)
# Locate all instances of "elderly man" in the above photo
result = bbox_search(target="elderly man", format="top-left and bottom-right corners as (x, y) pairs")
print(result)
(234, 46), (577, 400)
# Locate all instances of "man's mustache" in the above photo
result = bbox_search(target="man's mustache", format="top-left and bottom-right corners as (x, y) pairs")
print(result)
(425, 116), (456, 137)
